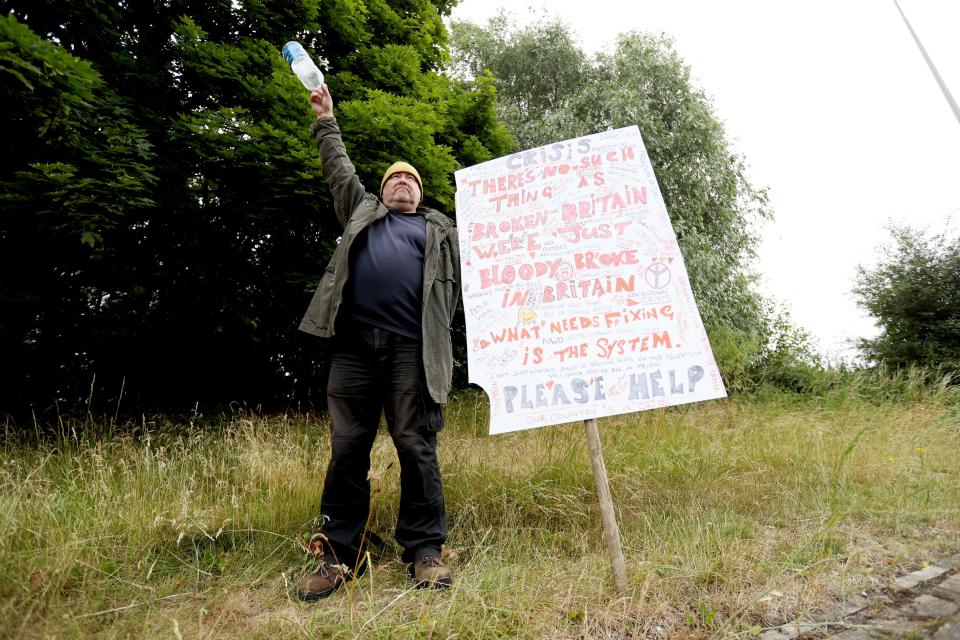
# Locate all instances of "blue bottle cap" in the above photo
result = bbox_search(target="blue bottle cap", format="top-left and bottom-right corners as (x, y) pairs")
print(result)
(282, 41), (306, 66)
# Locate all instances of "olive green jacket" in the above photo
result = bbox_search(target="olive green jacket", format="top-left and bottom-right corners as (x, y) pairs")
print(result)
(298, 116), (461, 404)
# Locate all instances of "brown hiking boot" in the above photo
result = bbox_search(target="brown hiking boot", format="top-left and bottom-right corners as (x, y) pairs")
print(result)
(297, 561), (349, 601)
(408, 555), (453, 589)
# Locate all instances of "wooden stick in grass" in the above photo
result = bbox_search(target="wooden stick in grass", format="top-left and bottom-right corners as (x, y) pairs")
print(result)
(584, 418), (628, 592)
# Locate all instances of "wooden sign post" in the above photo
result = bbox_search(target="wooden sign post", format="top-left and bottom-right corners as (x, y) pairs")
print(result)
(584, 418), (628, 592)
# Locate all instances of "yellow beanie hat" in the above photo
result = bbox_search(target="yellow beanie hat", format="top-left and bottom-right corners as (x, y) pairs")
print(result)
(380, 161), (423, 194)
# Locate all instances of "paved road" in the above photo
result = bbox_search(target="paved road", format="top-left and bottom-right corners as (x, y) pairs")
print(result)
(759, 554), (960, 640)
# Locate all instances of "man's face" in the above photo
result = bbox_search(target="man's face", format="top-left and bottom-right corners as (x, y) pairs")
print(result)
(381, 171), (421, 213)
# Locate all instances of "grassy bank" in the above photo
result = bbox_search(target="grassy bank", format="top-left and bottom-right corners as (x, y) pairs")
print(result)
(1, 381), (958, 639)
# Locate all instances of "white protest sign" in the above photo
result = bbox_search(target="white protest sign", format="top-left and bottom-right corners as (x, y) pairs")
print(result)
(455, 126), (726, 435)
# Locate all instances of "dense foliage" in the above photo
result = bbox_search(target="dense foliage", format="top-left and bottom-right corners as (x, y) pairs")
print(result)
(449, 14), (787, 384)
(1, 1), (510, 420)
(854, 225), (960, 373)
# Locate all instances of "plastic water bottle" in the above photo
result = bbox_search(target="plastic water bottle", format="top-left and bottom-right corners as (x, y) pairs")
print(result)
(282, 41), (324, 91)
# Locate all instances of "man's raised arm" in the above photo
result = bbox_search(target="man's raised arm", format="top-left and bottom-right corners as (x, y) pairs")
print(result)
(308, 84), (365, 228)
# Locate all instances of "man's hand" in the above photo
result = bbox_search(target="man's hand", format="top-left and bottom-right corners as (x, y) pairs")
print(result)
(310, 84), (334, 119)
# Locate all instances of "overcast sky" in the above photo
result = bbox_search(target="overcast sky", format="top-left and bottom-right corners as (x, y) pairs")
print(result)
(446, 0), (960, 361)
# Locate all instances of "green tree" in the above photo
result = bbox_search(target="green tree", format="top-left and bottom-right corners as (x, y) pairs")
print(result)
(1, 1), (510, 420)
(450, 14), (778, 381)
(0, 13), (157, 411)
(853, 225), (960, 372)
(449, 13), (585, 147)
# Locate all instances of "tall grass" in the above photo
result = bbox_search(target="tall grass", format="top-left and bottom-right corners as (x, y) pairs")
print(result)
(1, 379), (957, 639)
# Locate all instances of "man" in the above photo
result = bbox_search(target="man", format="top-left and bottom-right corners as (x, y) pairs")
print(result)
(296, 84), (460, 601)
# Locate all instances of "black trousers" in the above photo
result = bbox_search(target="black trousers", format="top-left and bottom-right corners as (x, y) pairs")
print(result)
(320, 326), (447, 566)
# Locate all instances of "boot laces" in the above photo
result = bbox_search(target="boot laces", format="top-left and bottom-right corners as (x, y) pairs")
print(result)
(419, 555), (442, 567)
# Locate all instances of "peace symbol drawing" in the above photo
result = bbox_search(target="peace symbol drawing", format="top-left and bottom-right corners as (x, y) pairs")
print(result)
(644, 262), (671, 289)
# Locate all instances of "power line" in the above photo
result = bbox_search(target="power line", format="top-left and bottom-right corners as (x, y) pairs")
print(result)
(892, 0), (960, 128)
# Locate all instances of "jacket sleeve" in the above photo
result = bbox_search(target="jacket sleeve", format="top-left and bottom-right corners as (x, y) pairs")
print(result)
(447, 224), (462, 327)
(310, 116), (367, 228)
